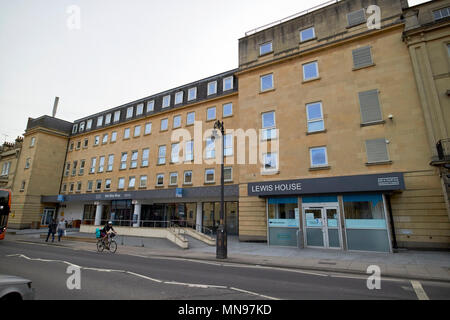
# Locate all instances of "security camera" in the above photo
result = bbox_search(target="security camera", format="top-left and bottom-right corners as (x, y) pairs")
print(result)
(388, 114), (393, 120)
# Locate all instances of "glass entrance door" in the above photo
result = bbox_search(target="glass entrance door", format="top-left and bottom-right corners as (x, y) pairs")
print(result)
(41, 208), (55, 226)
(304, 206), (341, 249)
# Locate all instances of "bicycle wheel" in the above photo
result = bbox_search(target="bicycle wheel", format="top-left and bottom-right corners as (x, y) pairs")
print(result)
(96, 240), (104, 252)
(109, 240), (117, 253)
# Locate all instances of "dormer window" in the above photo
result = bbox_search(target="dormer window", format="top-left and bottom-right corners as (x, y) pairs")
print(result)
(300, 27), (315, 42)
(126, 106), (133, 119)
(97, 116), (103, 127)
(175, 92), (184, 105)
(79, 122), (85, 132)
(162, 95), (171, 108)
(86, 119), (93, 130)
(223, 76), (233, 91)
(72, 124), (78, 134)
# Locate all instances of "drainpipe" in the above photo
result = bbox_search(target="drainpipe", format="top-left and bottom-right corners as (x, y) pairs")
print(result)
(386, 194), (398, 250)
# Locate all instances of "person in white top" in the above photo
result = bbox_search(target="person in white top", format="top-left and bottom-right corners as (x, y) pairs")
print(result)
(56, 218), (66, 242)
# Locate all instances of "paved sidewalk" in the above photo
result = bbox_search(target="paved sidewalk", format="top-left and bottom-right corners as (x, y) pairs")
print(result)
(9, 232), (450, 283)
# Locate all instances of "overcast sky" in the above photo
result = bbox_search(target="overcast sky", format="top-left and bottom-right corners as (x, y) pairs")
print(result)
(0, 0), (428, 143)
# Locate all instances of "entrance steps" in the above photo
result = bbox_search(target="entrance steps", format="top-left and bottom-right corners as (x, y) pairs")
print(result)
(182, 228), (216, 246)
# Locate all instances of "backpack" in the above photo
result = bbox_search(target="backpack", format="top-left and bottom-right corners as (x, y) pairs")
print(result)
(95, 228), (101, 239)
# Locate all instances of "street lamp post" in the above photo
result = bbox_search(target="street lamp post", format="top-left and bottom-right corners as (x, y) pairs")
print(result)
(212, 120), (227, 259)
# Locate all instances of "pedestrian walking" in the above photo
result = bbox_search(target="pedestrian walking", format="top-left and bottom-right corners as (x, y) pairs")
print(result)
(45, 218), (57, 242)
(56, 218), (66, 242)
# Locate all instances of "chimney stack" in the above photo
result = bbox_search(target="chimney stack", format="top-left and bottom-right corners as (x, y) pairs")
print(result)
(52, 96), (59, 118)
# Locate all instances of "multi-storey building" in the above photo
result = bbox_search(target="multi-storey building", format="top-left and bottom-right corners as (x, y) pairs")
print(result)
(0, 137), (23, 190)
(7, 0), (450, 252)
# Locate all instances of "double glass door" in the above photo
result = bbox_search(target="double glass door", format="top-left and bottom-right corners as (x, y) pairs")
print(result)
(304, 206), (341, 249)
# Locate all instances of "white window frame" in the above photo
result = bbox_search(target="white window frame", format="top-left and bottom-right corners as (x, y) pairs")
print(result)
(30, 137), (36, 147)
(186, 112), (195, 125)
(162, 95), (171, 108)
(86, 119), (93, 130)
(105, 179), (111, 190)
(111, 131), (117, 142)
(136, 103), (144, 116)
(173, 115), (181, 129)
(141, 148), (149, 167)
(309, 146), (328, 168)
(124, 128), (130, 139)
(169, 172), (178, 186)
(207, 81), (217, 95)
(156, 174), (164, 187)
(144, 122), (152, 135)
(223, 76), (233, 91)
(263, 152), (278, 172)
(259, 41), (273, 55)
(224, 134), (233, 157)
(105, 114), (112, 125)
(306, 102), (325, 133)
(118, 178), (125, 190)
(262, 111), (277, 140)
(102, 134), (108, 144)
(90, 157), (97, 174)
(223, 103), (233, 117)
(184, 171), (193, 185)
(97, 116), (103, 127)
(175, 91), (184, 105)
(94, 135), (100, 146)
(79, 122), (85, 132)
(114, 111), (121, 122)
(207, 107), (216, 121)
(120, 152), (128, 170)
(185, 140), (194, 162)
(224, 166), (233, 182)
(107, 154), (114, 172)
(128, 176), (136, 189)
(171, 143), (180, 163)
(160, 118), (168, 131)
(134, 125), (141, 137)
(126, 106), (134, 119)
(139, 175), (147, 188)
(130, 151), (138, 169)
(205, 138), (215, 159)
(147, 100), (155, 113)
(260, 73), (274, 92)
(303, 61), (319, 81)
(205, 168), (215, 183)
(158, 145), (166, 165)
(98, 156), (105, 173)
(188, 87), (197, 101)
(300, 27), (316, 42)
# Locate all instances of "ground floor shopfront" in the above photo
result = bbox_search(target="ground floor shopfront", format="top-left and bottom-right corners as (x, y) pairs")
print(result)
(244, 172), (407, 253)
(41, 185), (239, 235)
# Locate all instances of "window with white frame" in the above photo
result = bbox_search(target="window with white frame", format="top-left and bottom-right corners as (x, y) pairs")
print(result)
(144, 122), (152, 135)
(300, 27), (315, 42)
(185, 140), (194, 162)
(156, 174), (164, 186)
(64, 163), (70, 176)
(97, 116), (103, 127)
(205, 138), (215, 159)
(69, 142), (74, 151)
(141, 148), (149, 167)
(98, 156), (105, 173)
(147, 100), (154, 113)
(102, 133), (108, 144)
(71, 161), (77, 176)
(1, 162), (11, 176)
(94, 135), (100, 146)
(30, 137), (36, 147)
(105, 179), (111, 190)
(205, 169), (215, 183)
(162, 95), (171, 108)
(79, 122), (85, 132)
(107, 154), (114, 172)
(69, 183), (74, 193)
(25, 158), (31, 169)
(262, 111), (277, 140)
(124, 128), (130, 139)
(224, 167), (233, 182)
(184, 171), (193, 184)
(90, 157), (97, 174)
(76, 141), (81, 149)
(223, 103), (233, 117)
(224, 134), (233, 157)
(306, 102), (325, 133)
(263, 152), (278, 171)
(173, 115), (181, 129)
(186, 112), (195, 125)
(72, 124), (78, 134)
(207, 107), (216, 121)
(433, 7), (449, 21)
(208, 81), (217, 95)
(134, 125), (141, 137)
(169, 172), (178, 186)
(139, 175), (147, 188)
(130, 151), (138, 168)
(96, 180), (102, 191)
(83, 138), (88, 148)
(114, 110), (121, 122)
(171, 143), (180, 163)
(136, 103), (144, 116)
(77, 181), (82, 192)
(161, 118), (168, 131)
(175, 92), (183, 105)
(111, 131), (117, 142)
(105, 114), (112, 125)
(118, 178), (125, 190)
(79, 160), (85, 175)
(259, 41), (273, 55)
(260, 73), (274, 92)
(126, 106), (134, 119)
(223, 76), (233, 91)
(303, 61), (319, 81)
(62, 184), (67, 193)
(120, 152), (127, 170)
(158, 146), (166, 165)
(87, 181), (93, 192)
(128, 176), (136, 189)
(310, 147), (328, 167)
(188, 87), (197, 101)
(86, 119), (93, 130)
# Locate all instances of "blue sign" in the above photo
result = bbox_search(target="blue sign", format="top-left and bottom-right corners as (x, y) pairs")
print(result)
(176, 188), (183, 198)
(57, 195), (65, 203)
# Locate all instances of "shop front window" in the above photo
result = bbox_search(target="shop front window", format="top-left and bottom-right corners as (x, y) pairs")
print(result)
(268, 198), (299, 247)
(343, 194), (390, 252)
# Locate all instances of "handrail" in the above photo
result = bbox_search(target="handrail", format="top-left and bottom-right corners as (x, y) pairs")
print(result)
(245, 0), (340, 36)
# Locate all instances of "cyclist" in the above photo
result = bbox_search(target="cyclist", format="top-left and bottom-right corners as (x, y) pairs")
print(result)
(101, 221), (116, 248)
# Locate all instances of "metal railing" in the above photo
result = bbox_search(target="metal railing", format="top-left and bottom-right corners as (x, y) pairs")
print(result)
(436, 139), (450, 161)
(81, 219), (215, 237)
(245, 0), (340, 36)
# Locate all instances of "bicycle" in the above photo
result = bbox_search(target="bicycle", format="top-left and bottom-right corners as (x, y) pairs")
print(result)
(96, 232), (117, 253)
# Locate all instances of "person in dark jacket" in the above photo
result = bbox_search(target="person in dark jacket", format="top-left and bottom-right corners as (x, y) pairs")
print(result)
(46, 219), (57, 242)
